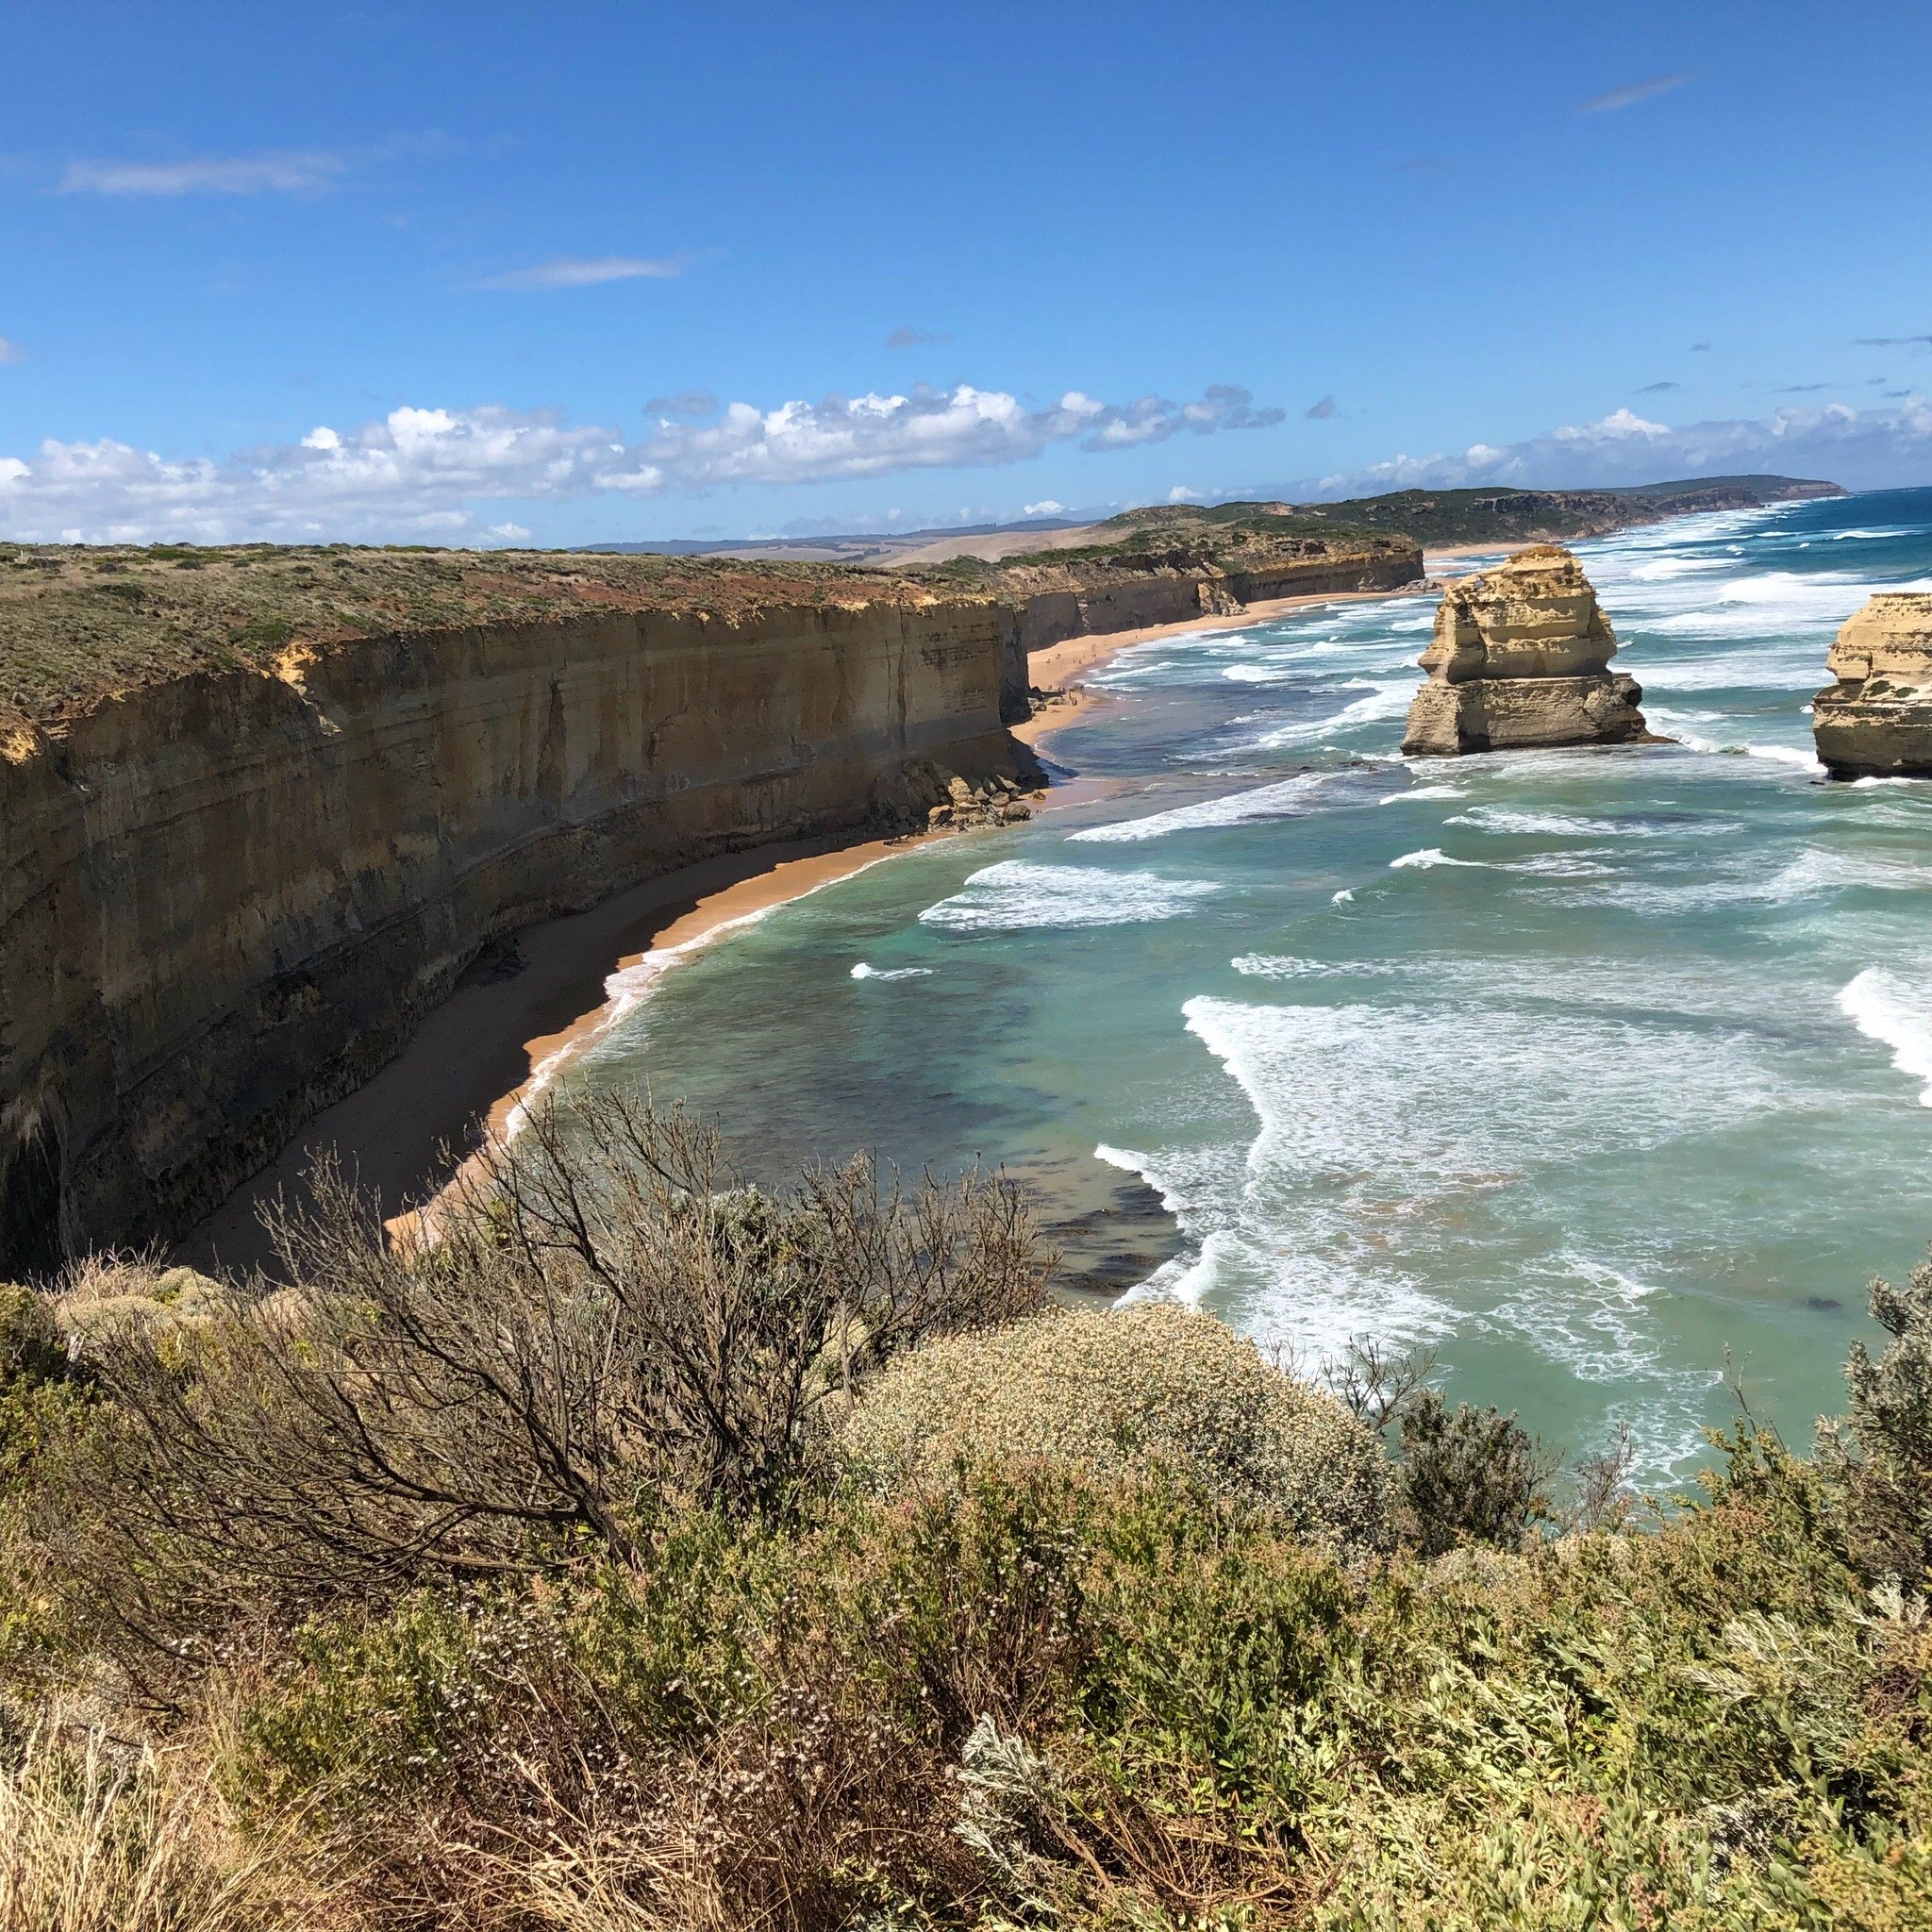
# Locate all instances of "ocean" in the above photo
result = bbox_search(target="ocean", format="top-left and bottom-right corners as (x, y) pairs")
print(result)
(547, 487), (1932, 1484)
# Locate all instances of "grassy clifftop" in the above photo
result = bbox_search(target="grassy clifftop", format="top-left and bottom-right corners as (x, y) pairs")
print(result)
(0, 542), (971, 732)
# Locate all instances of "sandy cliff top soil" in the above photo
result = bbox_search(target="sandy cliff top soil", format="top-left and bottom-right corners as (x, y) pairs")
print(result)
(0, 543), (984, 734)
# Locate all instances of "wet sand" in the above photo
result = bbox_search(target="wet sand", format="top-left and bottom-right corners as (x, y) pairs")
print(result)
(175, 832), (931, 1272)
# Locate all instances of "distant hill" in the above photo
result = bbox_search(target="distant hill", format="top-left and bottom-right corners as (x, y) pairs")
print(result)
(585, 475), (1845, 568)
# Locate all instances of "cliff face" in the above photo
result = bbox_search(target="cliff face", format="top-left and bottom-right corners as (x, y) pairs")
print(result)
(0, 591), (1024, 1274)
(1813, 591), (1932, 778)
(1401, 545), (1648, 757)
(992, 535), (1424, 657)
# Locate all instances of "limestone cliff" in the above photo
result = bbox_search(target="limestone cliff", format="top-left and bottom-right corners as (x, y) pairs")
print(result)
(1400, 545), (1648, 757)
(1812, 592), (1932, 778)
(0, 548), (1030, 1274)
(937, 527), (1424, 662)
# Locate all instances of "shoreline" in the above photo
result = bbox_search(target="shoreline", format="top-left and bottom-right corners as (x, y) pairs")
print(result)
(176, 578), (1425, 1267)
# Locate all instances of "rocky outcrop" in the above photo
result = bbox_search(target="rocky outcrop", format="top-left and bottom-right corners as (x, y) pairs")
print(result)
(1812, 592), (1932, 778)
(1, 585), (1033, 1274)
(1400, 545), (1648, 757)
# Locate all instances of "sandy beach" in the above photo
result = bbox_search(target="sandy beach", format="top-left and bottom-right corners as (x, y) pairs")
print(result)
(177, 579), (1418, 1268)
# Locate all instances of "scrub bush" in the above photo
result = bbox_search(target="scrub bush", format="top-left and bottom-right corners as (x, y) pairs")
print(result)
(836, 1302), (1396, 1558)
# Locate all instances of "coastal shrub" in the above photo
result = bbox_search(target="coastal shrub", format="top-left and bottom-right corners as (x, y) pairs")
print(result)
(1397, 1387), (1559, 1557)
(1817, 1248), (1932, 1585)
(43, 1097), (1049, 1657)
(837, 1301), (1395, 1557)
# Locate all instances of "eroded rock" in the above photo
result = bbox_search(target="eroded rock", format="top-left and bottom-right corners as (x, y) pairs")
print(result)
(1812, 592), (1932, 778)
(1400, 545), (1648, 757)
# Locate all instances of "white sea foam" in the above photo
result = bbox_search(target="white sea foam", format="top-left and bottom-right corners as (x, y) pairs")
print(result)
(1093, 1141), (1189, 1219)
(850, 962), (933, 980)
(1066, 770), (1340, 843)
(1331, 888), (1355, 904)
(1838, 968), (1932, 1105)
(1229, 953), (1402, 980)
(1445, 806), (1636, 838)
(1158, 993), (1787, 1366)
(1382, 783), (1468, 804)
(1390, 847), (1490, 870)
(918, 860), (1222, 932)
(1246, 678), (1419, 751)
(1642, 570), (1930, 641)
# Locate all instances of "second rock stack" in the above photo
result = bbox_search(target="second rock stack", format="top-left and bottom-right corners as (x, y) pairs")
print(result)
(1400, 544), (1649, 757)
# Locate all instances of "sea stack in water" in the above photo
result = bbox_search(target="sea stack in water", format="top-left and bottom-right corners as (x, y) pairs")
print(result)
(1812, 592), (1932, 778)
(1400, 545), (1648, 757)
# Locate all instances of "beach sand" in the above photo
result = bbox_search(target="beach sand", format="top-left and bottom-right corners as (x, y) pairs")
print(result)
(177, 577), (1424, 1268)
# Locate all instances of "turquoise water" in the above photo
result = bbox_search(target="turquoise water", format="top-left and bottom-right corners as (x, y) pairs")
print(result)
(553, 490), (1932, 1481)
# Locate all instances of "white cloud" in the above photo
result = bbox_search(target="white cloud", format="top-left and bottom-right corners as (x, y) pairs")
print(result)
(475, 256), (682, 291)
(0, 337), (22, 365)
(1313, 398), (1932, 497)
(59, 152), (349, 195)
(1167, 484), (1204, 502)
(1023, 499), (1065, 515)
(0, 382), (1285, 543)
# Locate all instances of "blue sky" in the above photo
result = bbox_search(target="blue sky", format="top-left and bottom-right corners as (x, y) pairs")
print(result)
(5, 0), (1932, 543)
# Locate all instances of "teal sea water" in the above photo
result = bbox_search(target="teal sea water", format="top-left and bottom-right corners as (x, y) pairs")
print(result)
(550, 490), (1932, 1482)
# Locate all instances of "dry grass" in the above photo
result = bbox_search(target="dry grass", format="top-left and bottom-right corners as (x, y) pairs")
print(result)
(0, 1716), (339, 1932)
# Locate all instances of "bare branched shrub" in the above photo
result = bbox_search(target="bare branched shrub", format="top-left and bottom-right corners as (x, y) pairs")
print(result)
(1564, 1418), (1638, 1534)
(1322, 1336), (1439, 1431)
(48, 1097), (1049, 1653)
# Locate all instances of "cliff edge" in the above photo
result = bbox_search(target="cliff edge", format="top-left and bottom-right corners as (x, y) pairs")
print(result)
(1400, 545), (1648, 757)
(0, 545), (1034, 1274)
(1812, 591), (1932, 779)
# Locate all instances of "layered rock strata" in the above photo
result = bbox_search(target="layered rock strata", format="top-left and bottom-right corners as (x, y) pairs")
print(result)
(1812, 592), (1932, 778)
(1400, 545), (1647, 757)
(998, 535), (1424, 656)
(1, 582), (1031, 1274)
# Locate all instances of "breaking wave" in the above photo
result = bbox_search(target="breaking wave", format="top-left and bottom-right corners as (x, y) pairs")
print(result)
(918, 860), (1222, 932)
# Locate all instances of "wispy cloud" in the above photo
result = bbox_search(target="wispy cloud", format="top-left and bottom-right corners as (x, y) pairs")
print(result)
(0, 337), (23, 366)
(643, 389), (718, 419)
(0, 381), (1285, 542)
(1579, 72), (1693, 114)
(475, 256), (680, 291)
(1638, 380), (1680, 393)
(1690, 341), (1712, 351)
(886, 325), (951, 349)
(1305, 394), (1339, 420)
(1856, 334), (1932, 348)
(1774, 382), (1833, 393)
(59, 151), (350, 195)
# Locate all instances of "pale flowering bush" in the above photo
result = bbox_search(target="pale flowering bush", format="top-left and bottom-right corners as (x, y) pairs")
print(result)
(836, 1300), (1395, 1557)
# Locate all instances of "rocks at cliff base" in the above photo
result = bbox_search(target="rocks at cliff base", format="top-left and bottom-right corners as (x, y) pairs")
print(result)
(927, 770), (1036, 831)
(1812, 592), (1932, 778)
(1400, 544), (1649, 757)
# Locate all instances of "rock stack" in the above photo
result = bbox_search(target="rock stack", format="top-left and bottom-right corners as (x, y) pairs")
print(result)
(1400, 545), (1648, 757)
(1812, 592), (1932, 778)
